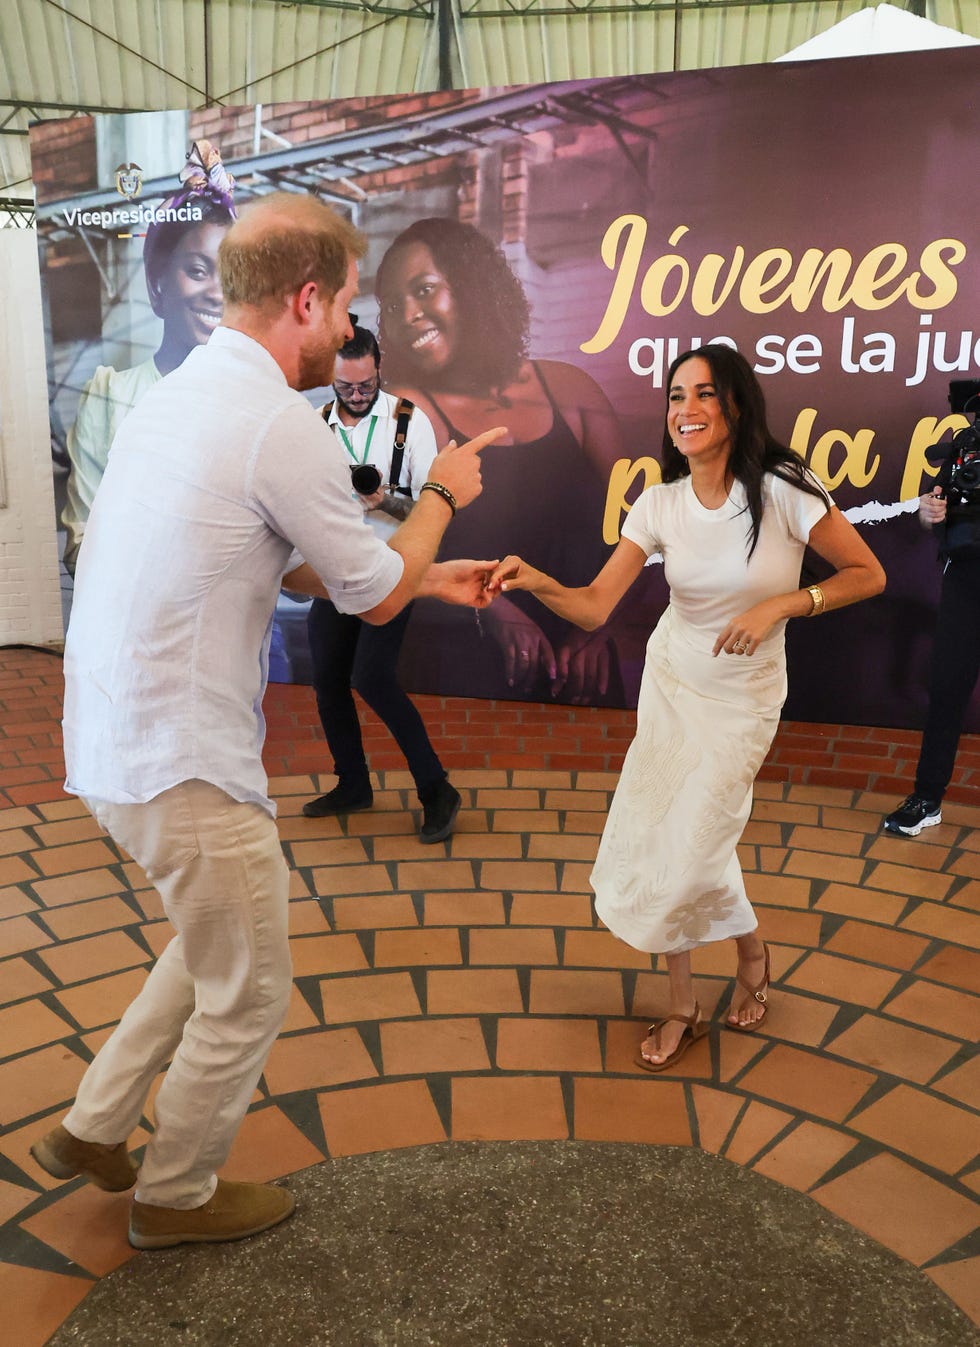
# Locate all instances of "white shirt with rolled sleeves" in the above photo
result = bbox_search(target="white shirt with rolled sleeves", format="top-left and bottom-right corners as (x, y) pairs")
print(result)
(62, 326), (404, 816)
(324, 389), (438, 543)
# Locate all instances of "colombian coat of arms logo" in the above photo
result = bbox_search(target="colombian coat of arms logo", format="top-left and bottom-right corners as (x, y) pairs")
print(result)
(114, 163), (143, 201)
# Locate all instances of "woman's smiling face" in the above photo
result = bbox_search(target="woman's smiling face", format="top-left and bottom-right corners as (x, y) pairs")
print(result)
(666, 355), (735, 467)
(154, 221), (227, 350)
(380, 241), (459, 374)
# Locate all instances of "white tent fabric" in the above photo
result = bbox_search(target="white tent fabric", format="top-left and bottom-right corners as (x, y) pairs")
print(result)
(777, 2), (979, 60)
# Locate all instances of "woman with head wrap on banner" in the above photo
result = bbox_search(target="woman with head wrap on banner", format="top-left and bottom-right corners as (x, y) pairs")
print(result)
(377, 217), (625, 705)
(487, 345), (885, 1069)
(61, 141), (236, 576)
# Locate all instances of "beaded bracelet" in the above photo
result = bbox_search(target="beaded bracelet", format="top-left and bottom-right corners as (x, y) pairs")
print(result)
(420, 481), (457, 516)
(807, 584), (826, 616)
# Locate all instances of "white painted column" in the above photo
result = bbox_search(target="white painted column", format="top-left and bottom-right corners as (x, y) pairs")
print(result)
(0, 229), (64, 647)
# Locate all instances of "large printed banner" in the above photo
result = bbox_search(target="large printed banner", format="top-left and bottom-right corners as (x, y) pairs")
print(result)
(31, 48), (980, 729)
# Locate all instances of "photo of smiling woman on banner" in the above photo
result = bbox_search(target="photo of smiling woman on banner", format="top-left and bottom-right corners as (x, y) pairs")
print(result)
(378, 217), (628, 705)
(61, 140), (236, 576)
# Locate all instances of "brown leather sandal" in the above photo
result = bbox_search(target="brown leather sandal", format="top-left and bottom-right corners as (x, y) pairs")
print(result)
(725, 942), (771, 1033)
(636, 1003), (707, 1072)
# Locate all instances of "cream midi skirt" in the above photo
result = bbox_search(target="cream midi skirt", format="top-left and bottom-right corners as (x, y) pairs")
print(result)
(592, 605), (787, 955)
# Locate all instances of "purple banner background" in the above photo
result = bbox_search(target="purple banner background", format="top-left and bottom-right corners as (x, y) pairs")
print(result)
(31, 48), (980, 729)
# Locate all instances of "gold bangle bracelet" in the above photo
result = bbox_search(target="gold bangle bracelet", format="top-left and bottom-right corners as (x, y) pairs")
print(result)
(807, 584), (825, 616)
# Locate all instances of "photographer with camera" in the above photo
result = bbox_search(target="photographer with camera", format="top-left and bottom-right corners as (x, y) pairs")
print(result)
(304, 325), (462, 842)
(883, 398), (980, 835)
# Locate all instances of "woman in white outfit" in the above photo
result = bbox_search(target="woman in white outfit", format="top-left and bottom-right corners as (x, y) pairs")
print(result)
(489, 345), (885, 1070)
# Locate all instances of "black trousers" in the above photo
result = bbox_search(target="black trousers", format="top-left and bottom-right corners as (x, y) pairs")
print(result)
(914, 557), (980, 801)
(307, 597), (445, 798)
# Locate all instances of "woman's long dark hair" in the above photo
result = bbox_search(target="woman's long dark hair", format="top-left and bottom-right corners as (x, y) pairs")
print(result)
(376, 218), (530, 394)
(661, 344), (829, 557)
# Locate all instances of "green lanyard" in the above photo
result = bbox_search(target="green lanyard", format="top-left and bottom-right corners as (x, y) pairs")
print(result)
(336, 416), (377, 465)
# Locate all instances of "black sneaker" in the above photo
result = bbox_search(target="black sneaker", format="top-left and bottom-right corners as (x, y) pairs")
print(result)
(882, 793), (941, 836)
(419, 779), (461, 844)
(302, 783), (373, 818)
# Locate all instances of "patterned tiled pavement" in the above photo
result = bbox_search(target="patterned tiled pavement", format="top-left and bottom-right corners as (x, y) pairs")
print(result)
(0, 645), (978, 1345)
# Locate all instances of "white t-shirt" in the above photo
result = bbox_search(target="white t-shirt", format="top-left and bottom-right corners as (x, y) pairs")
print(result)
(621, 472), (830, 653)
(325, 389), (438, 543)
(63, 327), (404, 814)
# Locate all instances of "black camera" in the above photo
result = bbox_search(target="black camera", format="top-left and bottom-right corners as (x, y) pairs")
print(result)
(928, 392), (980, 559)
(350, 463), (382, 496)
(943, 392), (980, 506)
(946, 435), (980, 505)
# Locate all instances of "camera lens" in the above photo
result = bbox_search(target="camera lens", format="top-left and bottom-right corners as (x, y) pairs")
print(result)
(351, 464), (382, 495)
(957, 461), (980, 491)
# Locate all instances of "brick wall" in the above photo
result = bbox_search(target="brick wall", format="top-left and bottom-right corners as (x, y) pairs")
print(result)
(190, 91), (482, 160)
(259, 684), (980, 807)
(189, 93), (485, 201)
(30, 118), (98, 205)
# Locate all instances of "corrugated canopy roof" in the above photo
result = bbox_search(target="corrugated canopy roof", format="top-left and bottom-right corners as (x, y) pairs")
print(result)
(2, 0), (979, 225)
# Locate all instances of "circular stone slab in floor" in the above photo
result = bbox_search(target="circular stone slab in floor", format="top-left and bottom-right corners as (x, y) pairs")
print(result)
(50, 1142), (977, 1347)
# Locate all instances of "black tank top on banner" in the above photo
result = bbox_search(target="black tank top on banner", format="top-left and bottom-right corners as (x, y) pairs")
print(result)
(425, 361), (610, 592)
(399, 361), (623, 704)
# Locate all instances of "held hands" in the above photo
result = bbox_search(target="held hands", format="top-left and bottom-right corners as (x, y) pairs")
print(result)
(427, 427), (508, 512)
(919, 486), (947, 526)
(486, 598), (611, 700)
(554, 630), (613, 702)
(486, 554), (542, 595)
(482, 597), (556, 691)
(713, 598), (784, 658)
(429, 559), (500, 609)
(483, 564), (613, 700)
(484, 557), (555, 690)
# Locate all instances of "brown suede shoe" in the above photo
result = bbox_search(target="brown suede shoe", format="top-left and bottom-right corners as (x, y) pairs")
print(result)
(129, 1179), (296, 1250)
(30, 1124), (137, 1192)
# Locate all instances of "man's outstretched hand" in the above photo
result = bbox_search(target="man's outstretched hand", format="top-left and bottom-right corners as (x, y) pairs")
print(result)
(421, 559), (500, 607)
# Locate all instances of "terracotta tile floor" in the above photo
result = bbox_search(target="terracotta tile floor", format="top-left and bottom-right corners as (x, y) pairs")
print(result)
(1, 645), (979, 1343)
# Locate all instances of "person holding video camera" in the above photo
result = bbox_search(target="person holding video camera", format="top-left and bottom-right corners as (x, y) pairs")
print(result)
(883, 410), (980, 836)
(304, 325), (462, 842)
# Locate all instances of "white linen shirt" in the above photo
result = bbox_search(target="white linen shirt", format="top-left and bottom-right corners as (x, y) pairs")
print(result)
(325, 389), (438, 543)
(63, 326), (404, 815)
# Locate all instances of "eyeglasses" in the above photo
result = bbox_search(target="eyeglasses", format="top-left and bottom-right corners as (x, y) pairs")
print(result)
(334, 377), (379, 398)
